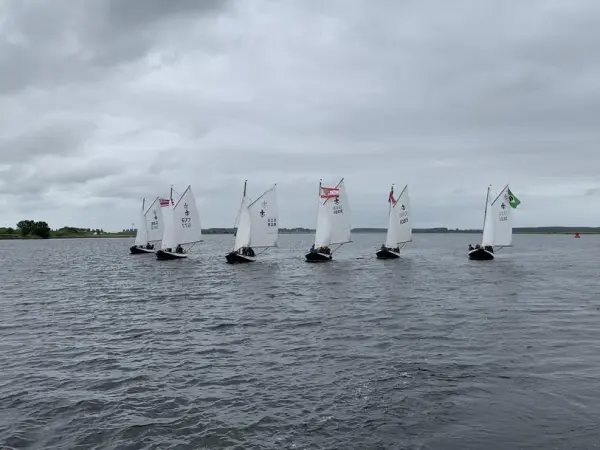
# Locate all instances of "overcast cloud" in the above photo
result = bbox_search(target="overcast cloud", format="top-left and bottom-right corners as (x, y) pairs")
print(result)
(1, 0), (600, 230)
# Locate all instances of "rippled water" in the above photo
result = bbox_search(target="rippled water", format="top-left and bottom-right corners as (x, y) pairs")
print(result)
(1, 233), (599, 449)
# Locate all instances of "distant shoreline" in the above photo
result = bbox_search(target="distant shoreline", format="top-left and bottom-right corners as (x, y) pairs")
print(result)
(0, 226), (595, 240)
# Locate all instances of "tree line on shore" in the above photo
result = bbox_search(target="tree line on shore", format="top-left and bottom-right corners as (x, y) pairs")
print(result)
(0, 221), (135, 239)
(0, 222), (596, 240)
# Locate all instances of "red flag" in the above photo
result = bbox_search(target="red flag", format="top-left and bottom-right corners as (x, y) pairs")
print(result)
(159, 198), (171, 207)
(388, 191), (396, 204)
(320, 186), (339, 198)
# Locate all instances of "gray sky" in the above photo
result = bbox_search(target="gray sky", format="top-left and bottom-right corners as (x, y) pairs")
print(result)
(2, 0), (600, 230)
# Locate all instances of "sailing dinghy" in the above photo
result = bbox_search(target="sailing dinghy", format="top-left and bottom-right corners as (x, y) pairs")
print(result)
(468, 184), (516, 260)
(376, 184), (412, 259)
(156, 185), (202, 260)
(226, 181), (278, 263)
(305, 178), (352, 262)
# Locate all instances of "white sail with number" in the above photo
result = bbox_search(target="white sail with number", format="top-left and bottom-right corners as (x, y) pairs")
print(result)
(384, 184), (411, 248)
(490, 185), (513, 247)
(172, 185), (202, 247)
(144, 197), (163, 244)
(314, 179), (351, 247)
(248, 185), (278, 248)
(233, 182), (278, 251)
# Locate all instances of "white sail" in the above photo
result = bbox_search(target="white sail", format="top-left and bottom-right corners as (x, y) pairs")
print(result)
(490, 185), (513, 246)
(314, 196), (332, 248)
(173, 185), (202, 246)
(328, 180), (351, 245)
(134, 199), (148, 246)
(144, 197), (163, 243)
(248, 185), (278, 248)
(481, 186), (495, 247)
(385, 184), (411, 248)
(234, 195), (251, 251)
(160, 198), (176, 250)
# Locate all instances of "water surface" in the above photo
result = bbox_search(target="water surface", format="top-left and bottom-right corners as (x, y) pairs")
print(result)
(1, 233), (598, 449)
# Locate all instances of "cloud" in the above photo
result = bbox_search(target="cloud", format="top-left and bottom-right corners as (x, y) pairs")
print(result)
(1, 0), (600, 231)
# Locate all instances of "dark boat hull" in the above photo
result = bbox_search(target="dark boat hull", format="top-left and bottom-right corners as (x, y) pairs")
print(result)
(468, 248), (494, 260)
(305, 252), (332, 262)
(376, 249), (400, 259)
(156, 250), (188, 260)
(130, 245), (155, 254)
(225, 252), (256, 263)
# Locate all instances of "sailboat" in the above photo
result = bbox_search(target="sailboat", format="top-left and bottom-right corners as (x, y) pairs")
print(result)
(305, 178), (352, 262)
(156, 185), (202, 260)
(468, 184), (514, 260)
(226, 181), (279, 263)
(376, 184), (412, 259)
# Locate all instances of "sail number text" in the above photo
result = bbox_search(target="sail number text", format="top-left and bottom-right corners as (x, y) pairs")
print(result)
(398, 211), (408, 225)
(333, 205), (343, 215)
(150, 221), (159, 230)
(181, 217), (192, 228)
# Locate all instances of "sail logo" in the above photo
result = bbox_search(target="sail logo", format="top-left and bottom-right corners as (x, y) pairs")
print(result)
(267, 218), (277, 227)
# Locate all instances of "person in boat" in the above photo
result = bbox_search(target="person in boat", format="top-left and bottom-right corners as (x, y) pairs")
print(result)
(310, 244), (316, 253)
(468, 244), (474, 251)
(175, 244), (184, 254)
(380, 244), (386, 251)
(484, 245), (494, 253)
(393, 247), (400, 253)
(475, 244), (481, 249)
(248, 247), (255, 257)
(146, 243), (153, 250)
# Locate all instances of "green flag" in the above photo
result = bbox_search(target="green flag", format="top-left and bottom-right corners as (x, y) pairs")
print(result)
(508, 188), (520, 209)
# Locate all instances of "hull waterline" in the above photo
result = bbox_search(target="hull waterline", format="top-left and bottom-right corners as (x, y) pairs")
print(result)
(468, 248), (494, 260)
(225, 252), (256, 264)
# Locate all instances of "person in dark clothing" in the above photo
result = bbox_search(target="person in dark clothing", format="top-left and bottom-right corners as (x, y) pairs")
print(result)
(468, 244), (474, 251)
(248, 247), (255, 257)
(393, 247), (399, 252)
(175, 244), (184, 253)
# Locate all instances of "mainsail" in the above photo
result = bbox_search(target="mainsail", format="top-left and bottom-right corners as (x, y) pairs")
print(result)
(248, 184), (278, 248)
(159, 194), (176, 250)
(144, 197), (163, 244)
(384, 184), (412, 248)
(480, 184), (513, 248)
(134, 198), (147, 246)
(490, 184), (513, 247)
(172, 185), (202, 247)
(314, 178), (351, 247)
(233, 182), (279, 251)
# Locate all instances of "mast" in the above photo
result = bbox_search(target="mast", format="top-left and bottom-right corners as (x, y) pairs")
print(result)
(481, 185), (490, 244)
(386, 184), (394, 245)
